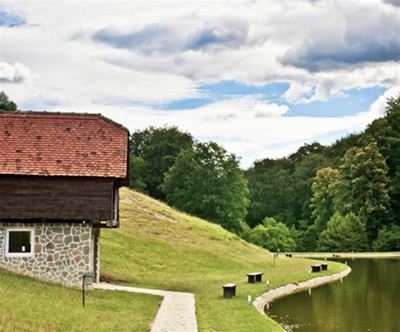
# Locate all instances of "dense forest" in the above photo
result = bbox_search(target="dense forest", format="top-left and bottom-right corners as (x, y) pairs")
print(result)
(245, 97), (400, 252)
(2, 91), (398, 252)
(128, 96), (400, 252)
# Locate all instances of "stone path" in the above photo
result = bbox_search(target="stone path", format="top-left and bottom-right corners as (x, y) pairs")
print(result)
(94, 283), (198, 332)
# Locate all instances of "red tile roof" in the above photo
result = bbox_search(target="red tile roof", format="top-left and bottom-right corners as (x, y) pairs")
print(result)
(0, 112), (129, 179)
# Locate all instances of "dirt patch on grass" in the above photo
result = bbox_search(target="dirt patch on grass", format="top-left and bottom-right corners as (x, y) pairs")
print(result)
(100, 274), (130, 284)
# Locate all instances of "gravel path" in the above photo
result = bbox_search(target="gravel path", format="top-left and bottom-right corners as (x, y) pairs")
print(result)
(94, 283), (198, 332)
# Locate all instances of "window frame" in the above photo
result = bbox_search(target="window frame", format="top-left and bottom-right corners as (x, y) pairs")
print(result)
(5, 228), (35, 258)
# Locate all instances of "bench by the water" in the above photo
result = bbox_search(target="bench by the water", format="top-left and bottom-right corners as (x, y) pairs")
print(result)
(321, 263), (328, 271)
(247, 272), (263, 283)
(311, 264), (321, 272)
(223, 283), (236, 298)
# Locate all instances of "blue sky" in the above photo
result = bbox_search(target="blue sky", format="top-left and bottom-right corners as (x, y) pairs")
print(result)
(162, 81), (386, 118)
(0, 7), (25, 27)
(0, 1), (399, 167)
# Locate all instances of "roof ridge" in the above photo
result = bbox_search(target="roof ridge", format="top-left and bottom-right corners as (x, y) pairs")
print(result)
(0, 111), (130, 134)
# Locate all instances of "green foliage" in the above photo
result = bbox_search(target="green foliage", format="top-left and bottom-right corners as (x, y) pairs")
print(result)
(384, 96), (400, 223)
(317, 212), (367, 252)
(0, 91), (18, 112)
(246, 159), (295, 227)
(245, 145), (328, 229)
(244, 217), (296, 252)
(310, 167), (340, 231)
(291, 153), (328, 222)
(162, 142), (249, 233)
(385, 95), (400, 135)
(128, 156), (147, 192)
(372, 225), (400, 251)
(288, 142), (326, 164)
(130, 126), (193, 199)
(337, 141), (390, 242)
(301, 224), (320, 252)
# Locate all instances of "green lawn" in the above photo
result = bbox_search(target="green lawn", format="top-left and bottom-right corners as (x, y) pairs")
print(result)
(0, 268), (160, 332)
(101, 188), (348, 332)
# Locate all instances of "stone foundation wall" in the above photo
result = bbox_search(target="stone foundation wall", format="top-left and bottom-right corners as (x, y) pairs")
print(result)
(0, 222), (99, 287)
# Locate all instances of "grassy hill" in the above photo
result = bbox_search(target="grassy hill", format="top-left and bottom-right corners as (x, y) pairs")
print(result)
(101, 188), (347, 331)
(0, 187), (347, 331)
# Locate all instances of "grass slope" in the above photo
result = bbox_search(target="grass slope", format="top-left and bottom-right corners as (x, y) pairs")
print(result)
(0, 268), (160, 332)
(102, 188), (348, 332)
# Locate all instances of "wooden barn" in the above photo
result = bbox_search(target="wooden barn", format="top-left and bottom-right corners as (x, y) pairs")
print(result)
(0, 112), (129, 287)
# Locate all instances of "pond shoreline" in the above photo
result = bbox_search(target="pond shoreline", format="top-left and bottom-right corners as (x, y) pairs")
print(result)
(291, 252), (400, 259)
(253, 267), (352, 320)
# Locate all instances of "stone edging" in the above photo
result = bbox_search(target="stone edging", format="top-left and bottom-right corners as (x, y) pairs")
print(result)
(253, 267), (352, 316)
(292, 252), (400, 258)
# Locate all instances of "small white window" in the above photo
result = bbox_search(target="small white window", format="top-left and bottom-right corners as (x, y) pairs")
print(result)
(5, 229), (35, 257)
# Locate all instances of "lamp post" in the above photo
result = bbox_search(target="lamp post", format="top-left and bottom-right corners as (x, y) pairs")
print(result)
(82, 272), (94, 307)
(273, 248), (280, 267)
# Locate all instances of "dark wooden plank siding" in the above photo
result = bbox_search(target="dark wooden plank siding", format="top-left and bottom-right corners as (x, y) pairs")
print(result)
(0, 176), (114, 221)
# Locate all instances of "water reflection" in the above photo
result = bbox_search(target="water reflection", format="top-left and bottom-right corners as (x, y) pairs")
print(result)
(267, 258), (400, 332)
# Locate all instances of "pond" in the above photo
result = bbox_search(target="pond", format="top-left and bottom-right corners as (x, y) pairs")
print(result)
(266, 258), (400, 332)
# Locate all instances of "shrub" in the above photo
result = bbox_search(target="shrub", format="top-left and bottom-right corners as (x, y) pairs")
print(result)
(245, 217), (296, 252)
(372, 225), (400, 251)
(317, 212), (367, 252)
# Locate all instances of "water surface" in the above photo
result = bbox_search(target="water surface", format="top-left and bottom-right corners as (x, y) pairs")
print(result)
(267, 258), (400, 332)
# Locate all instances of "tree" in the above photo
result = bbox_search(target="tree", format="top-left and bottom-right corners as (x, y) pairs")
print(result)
(128, 156), (147, 192)
(384, 95), (400, 224)
(130, 126), (194, 200)
(245, 159), (296, 227)
(385, 95), (400, 137)
(288, 142), (326, 164)
(372, 225), (400, 251)
(337, 141), (391, 243)
(245, 217), (296, 252)
(317, 212), (367, 252)
(310, 167), (340, 231)
(0, 91), (18, 112)
(162, 142), (249, 233)
(291, 153), (328, 222)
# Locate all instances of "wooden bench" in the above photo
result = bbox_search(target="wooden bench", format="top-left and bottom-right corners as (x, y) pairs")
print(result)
(246, 272), (263, 283)
(321, 263), (328, 271)
(223, 283), (236, 298)
(311, 264), (321, 273)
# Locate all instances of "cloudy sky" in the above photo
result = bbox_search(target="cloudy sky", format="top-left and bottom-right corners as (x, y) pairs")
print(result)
(1, 0), (399, 167)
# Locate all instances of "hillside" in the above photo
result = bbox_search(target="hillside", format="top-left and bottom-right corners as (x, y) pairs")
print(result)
(101, 188), (347, 331)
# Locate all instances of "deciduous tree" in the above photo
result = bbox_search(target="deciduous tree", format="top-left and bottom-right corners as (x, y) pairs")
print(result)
(317, 212), (367, 252)
(130, 126), (193, 199)
(337, 141), (390, 243)
(162, 142), (249, 233)
(310, 167), (340, 231)
(0, 91), (18, 112)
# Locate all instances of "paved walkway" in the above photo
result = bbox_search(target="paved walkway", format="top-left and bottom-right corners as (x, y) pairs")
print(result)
(94, 283), (198, 332)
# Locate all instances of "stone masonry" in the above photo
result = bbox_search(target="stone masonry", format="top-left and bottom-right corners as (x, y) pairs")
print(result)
(0, 222), (99, 287)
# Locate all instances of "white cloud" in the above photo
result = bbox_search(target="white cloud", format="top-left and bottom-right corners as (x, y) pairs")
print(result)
(23, 87), (396, 168)
(0, 61), (31, 83)
(2, 0), (398, 103)
(1, 0), (399, 166)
